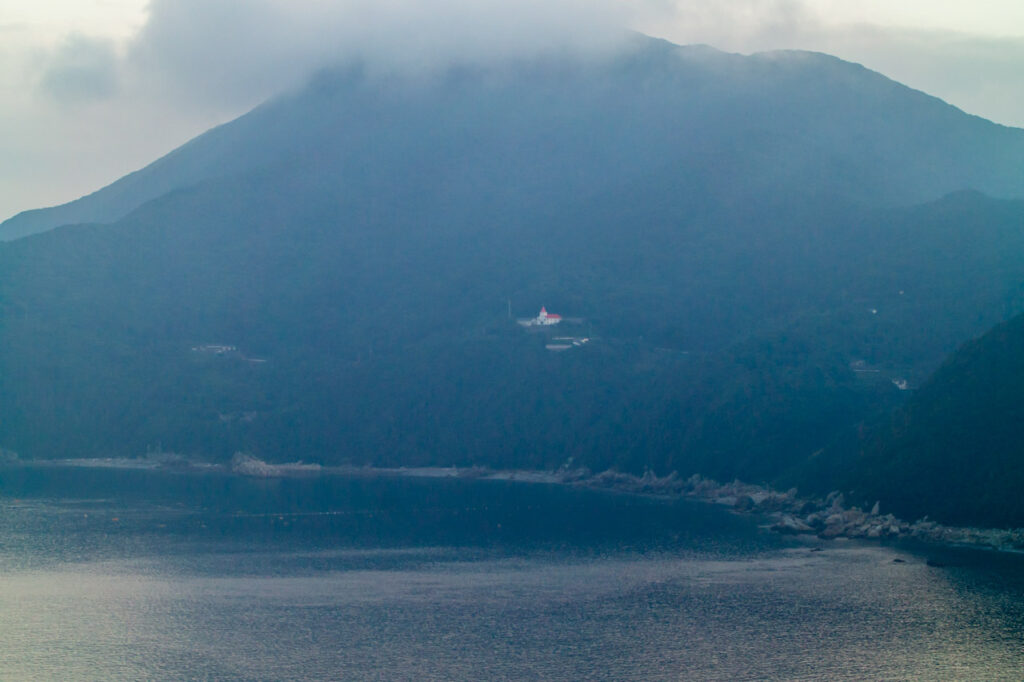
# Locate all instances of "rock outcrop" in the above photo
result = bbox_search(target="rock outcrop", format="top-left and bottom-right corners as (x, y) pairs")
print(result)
(565, 469), (1024, 551)
(230, 452), (321, 478)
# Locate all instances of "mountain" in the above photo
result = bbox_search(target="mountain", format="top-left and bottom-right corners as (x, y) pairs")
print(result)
(1, 37), (1024, 488)
(825, 311), (1024, 528)
(5, 38), (1024, 242)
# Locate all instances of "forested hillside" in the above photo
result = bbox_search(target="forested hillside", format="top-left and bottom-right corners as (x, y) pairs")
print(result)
(2, 179), (1023, 478)
(823, 312), (1024, 527)
(2, 38), (1024, 512)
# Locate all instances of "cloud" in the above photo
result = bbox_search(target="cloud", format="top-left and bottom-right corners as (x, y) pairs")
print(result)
(0, 0), (642, 221)
(34, 0), (1024, 123)
(636, 0), (818, 50)
(640, 1), (1024, 127)
(38, 33), (120, 103)
(800, 26), (1024, 127)
(4, 0), (1024, 223)
(126, 0), (636, 112)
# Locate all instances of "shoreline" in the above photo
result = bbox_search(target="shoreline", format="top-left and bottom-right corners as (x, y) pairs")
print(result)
(569, 469), (1024, 554)
(9, 454), (1024, 553)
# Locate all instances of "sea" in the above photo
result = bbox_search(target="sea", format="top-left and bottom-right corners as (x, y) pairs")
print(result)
(0, 465), (1022, 680)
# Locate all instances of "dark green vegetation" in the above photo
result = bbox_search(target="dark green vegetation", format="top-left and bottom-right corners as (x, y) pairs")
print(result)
(829, 312), (1024, 528)
(2, 38), (1024, 525)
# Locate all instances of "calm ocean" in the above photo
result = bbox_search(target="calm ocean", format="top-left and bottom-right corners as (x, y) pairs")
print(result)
(0, 465), (1022, 680)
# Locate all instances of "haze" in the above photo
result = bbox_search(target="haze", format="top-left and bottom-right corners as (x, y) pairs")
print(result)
(2, 0), (1024, 223)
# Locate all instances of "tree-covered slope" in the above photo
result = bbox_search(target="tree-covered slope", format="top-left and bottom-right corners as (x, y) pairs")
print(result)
(2, 38), (1024, 497)
(1, 168), (1023, 476)
(833, 312), (1024, 527)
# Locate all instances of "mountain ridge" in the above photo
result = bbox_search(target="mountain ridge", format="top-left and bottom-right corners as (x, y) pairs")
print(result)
(2, 36), (1024, 528)
(4, 38), (1024, 240)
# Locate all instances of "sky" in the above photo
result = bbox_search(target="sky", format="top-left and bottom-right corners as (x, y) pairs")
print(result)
(2, 0), (1024, 223)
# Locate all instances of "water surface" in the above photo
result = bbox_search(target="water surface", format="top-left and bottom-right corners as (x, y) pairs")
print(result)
(1, 466), (1022, 680)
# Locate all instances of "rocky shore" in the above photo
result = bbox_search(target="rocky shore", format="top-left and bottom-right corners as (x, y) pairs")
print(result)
(562, 469), (1024, 552)
(230, 452), (322, 477)
(9, 453), (1024, 552)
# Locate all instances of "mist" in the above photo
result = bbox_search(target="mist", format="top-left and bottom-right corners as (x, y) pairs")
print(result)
(0, 0), (638, 222)
(4, 0), (1024, 223)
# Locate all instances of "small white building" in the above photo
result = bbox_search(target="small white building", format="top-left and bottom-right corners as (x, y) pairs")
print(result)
(518, 306), (562, 327)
